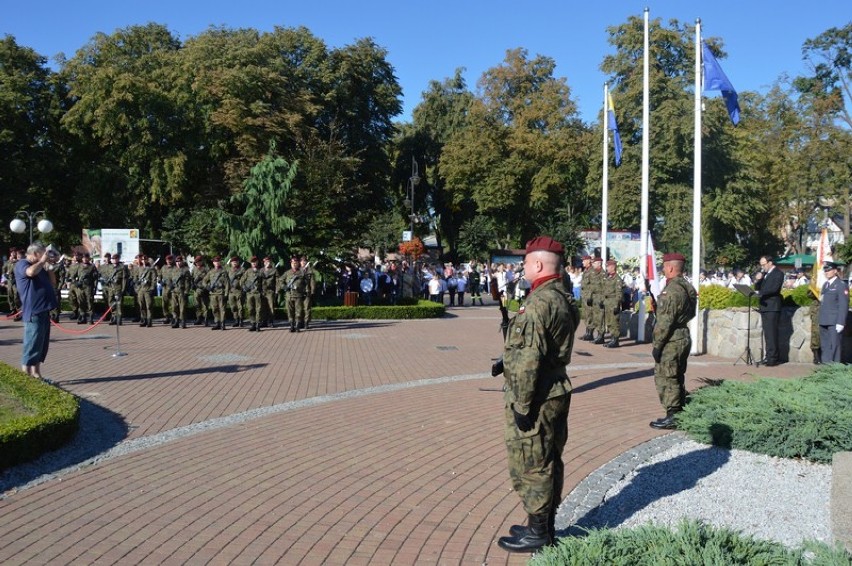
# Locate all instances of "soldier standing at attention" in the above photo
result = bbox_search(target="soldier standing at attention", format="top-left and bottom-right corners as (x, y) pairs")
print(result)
(135, 255), (156, 327)
(587, 257), (604, 343)
(601, 259), (625, 348)
(204, 256), (230, 330)
(168, 256), (191, 328)
(494, 236), (578, 553)
(227, 256), (245, 327)
(192, 256), (210, 326)
(105, 254), (128, 325)
(300, 256), (316, 330)
(282, 256), (306, 333)
(578, 256), (594, 340)
(260, 257), (278, 327)
(818, 261), (848, 364)
(4, 248), (22, 319)
(650, 253), (698, 430)
(241, 256), (264, 332)
(159, 255), (176, 325)
(71, 253), (98, 325)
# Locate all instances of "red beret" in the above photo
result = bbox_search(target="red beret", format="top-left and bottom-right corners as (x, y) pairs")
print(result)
(525, 236), (564, 255)
(581, 255), (591, 260)
(263, 256), (272, 261)
(592, 257), (603, 263)
(175, 255), (184, 261)
(663, 253), (686, 262)
(213, 256), (222, 262)
(165, 254), (174, 260)
(230, 256), (240, 263)
(606, 259), (617, 266)
(250, 256), (259, 263)
(195, 255), (203, 263)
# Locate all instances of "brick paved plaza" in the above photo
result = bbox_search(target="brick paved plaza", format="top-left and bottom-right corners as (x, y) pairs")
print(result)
(0, 305), (814, 565)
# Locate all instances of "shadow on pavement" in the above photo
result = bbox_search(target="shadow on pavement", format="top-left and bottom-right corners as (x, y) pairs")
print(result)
(0, 396), (129, 495)
(562, 433), (731, 537)
(573, 369), (654, 394)
(61, 363), (269, 385)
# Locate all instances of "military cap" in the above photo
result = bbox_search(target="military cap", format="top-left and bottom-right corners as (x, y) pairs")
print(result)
(230, 256), (240, 263)
(525, 236), (564, 255)
(74, 251), (83, 258)
(212, 256), (222, 262)
(663, 252), (686, 262)
(263, 256), (272, 262)
(606, 259), (617, 266)
(195, 255), (203, 263)
(592, 257), (603, 263)
(581, 255), (591, 260)
(112, 254), (120, 260)
(175, 255), (184, 261)
(250, 256), (259, 263)
(165, 254), (174, 261)
(291, 256), (299, 262)
(103, 252), (112, 259)
(83, 253), (91, 259)
(823, 261), (841, 271)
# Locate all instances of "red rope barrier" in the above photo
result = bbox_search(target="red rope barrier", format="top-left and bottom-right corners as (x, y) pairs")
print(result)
(50, 306), (113, 335)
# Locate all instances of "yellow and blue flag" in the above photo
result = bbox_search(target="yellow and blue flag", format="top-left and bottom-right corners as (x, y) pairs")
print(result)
(606, 93), (623, 166)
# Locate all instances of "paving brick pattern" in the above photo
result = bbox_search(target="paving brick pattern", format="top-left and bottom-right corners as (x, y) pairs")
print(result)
(0, 305), (814, 565)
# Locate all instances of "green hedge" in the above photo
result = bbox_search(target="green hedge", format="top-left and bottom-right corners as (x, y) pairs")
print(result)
(0, 363), (79, 470)
(696, 283), (819, 310)
(313, 300), (445, 320)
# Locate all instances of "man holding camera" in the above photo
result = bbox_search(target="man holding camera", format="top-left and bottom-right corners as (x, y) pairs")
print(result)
(15, 243), (59, 379)
(494, 236), (578, 553)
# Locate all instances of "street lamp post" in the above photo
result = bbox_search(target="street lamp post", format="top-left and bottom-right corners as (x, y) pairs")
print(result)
(9, 210), (53, 244)
(408, 158), (421, 235)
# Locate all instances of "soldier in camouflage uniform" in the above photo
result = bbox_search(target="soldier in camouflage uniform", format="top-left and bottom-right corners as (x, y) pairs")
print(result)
(281, 256), (306, 333)
(105, 254), (129, 325)
(577, 255), (594, 340)
(49, 252), (66, 322)
(809, 289), (821, 364)
(4, 248), (22, 318)
(70, 253), (98, 325)
(601, 260), (625, 348)
(494, 236), (578, 553)
(586, 257), (604, 343)
(650, 253), (697, 430)
(203, 256), (230, 330)
(158, 255), (176, 325)
(63, 255), (79, 320)
(135, 255), (156, 327)
(166, 256), (192, 328)
(192, 256), (210, 326)
(227, 257), (245, 327)
(241, 256), (265, 332)
(260, 257), (278, 328)
(300, 256), (316, 330)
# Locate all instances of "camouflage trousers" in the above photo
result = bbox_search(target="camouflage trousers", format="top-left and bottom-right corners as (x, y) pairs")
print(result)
(287, 294), (305, 326)
(810, 303), (820, 350)
(654, 329), (690, 413)
(603, 303), (621, 339)
(137, 289), (153, 321)
(210, 293), (227, 324)
(106, 285), (123, 317)
(172, 292), (188, 322)
(228, 291), (244, 321)
(504, 394), (571, 515)
(245, 292), (262, 324)
(194, 289), (210, 319)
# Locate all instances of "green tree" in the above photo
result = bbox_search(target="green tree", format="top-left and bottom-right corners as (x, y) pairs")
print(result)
(456, 215), (495, 262)
(219, 143), (298, 259)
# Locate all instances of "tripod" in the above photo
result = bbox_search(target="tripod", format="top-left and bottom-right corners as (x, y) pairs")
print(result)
(733, 284), (756, 366)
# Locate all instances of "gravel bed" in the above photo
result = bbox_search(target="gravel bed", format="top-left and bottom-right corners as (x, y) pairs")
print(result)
(560, 436), (832, 548)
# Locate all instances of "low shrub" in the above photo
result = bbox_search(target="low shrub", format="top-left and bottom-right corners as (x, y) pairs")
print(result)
(531, 520), (850, 565)
(0, 363), (79, 470)
(313, 300), (445, 320)
(677, 365), (852, 464)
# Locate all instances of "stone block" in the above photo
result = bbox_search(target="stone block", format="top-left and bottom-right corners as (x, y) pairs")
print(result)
(832, 452), (852, 552)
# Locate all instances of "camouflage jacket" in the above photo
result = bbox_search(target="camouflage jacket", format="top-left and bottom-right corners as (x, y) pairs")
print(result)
(503, 277), (578, 415)
(600, 273), (625, 307)
(281, 268), (306, 297)
(203, 267), (230, 295)
(192, 266), (210, 291)
(652, 276), (697, 350)
(260, 267), (278, 294)
(240, 268), (264, 294)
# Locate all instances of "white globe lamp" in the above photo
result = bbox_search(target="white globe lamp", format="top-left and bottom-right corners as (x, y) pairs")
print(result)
(9, 219), (26, 234)
(37, 219), (54, 234)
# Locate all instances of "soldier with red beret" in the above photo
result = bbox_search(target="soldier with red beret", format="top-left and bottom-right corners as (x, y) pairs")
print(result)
(192, 256), (211, 326)
(227, 257), (245, 327)
(494, 236), (578, 553)
(202, 256), (230, 330)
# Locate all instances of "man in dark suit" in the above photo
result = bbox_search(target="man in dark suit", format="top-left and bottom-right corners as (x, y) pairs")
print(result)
(754, 255), (784, 366)
(818, 262), (848, 364)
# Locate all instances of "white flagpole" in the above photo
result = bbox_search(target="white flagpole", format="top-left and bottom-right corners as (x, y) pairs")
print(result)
(602, 83), (609, 263)
(691, 19), (702, 355)
(638, 7), (651, 343)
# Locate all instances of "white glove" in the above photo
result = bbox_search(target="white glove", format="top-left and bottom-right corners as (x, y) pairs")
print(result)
(836, 324), (844, 333)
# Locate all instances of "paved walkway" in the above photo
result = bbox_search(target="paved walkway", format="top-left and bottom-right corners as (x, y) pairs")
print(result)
(0, 304), (815, 565)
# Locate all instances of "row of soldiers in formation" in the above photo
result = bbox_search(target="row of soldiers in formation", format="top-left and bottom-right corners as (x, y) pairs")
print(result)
(2, 248), (316, 333)
(576, 256), (627, 348)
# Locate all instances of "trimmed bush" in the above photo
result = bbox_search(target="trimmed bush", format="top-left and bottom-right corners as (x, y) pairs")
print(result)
(531, 520), (850, 565)
(313, 300), (445, 320)
(0, 363), (79, 470)
(677, 365), (852, 464)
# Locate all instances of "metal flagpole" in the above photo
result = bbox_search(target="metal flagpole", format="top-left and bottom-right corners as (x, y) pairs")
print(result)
(602, 83), (609, 263)
(637, 7), (651, 343)
(690, 19), (703, 355)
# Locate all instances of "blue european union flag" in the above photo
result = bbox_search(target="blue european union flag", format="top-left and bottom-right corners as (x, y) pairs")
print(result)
(702, 42), (740, 125)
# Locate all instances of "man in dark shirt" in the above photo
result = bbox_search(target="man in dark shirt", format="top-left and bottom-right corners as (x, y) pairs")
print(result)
(754, 255), (784, 366)
(14, 242), (59, 380)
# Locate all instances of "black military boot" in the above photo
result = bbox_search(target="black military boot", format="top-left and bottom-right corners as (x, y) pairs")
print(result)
(180, 320), (187, 329)
(238, 318), (244, 328)
(70, 311), (79, 320)
(194, 316), (203, 326)
(650, 411), (679, 430)
(204, 315), (210, 327)
(248, 323), (257, 332)
(171, 319), (180, 329)
(604, 337), (620, 348)
(593, 334), (605, 345)
(498, 513), (552, 553)
(109, 316), (117, 326)
(813, 349), (821, 365)
(290, 322), (297, 333)
(164, 315), (172, 325)
(146, 318), (153, 328)
(211, 322), (220, 330)
(139, 318), (147, 327)
(77, 315), (87, 325)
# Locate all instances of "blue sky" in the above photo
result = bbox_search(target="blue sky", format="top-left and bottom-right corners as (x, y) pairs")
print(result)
(3, 1), (848, 123)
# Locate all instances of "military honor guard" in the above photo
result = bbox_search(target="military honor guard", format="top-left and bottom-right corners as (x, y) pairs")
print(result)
(601, 259), (625, 348)
(192, 256), (211, 326)
(103, 254), (128, 325)
(158, 255), (176, 324)
(300, 256), (316, 330)
(260, 257), (278, 327)
(167, 256), (192, 328)
(70, 253), (97, 325)
(241, 256), (265, 332)
(282, 256), (307, 332)
(204, 256), (230, 330)
(134, 255), (156, 327)
(227, 257), (245, 327)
